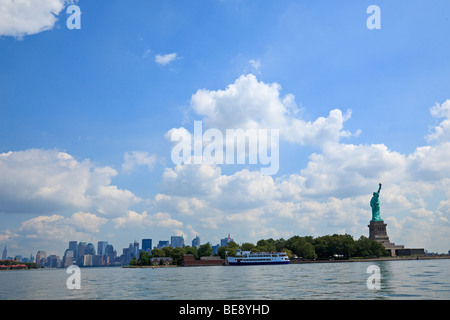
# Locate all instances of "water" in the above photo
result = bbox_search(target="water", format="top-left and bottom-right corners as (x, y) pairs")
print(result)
(1, 259), (449, 300)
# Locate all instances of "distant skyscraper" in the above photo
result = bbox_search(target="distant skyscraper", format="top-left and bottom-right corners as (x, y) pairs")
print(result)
(77, 241), (86, 259)
(171, 235), (184, 248)
(157, 240), (170, 249)
(36, 250), (46, 266)
(97, 241), (108, 256)
(133, 240), (139, 257)
(220, 234), (233, 247)
(85, 243), (95, 255)
(68, 241), (77, 259)
(142, 239), (152, 252)
(2, 245), (6, 260)
(192, 236), (200, 248)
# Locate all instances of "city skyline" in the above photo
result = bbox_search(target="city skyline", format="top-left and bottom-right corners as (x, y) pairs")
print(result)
(1, 1), (450, 256)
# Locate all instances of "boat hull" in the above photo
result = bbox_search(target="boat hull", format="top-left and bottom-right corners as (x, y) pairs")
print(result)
(228, 261), (290, 266)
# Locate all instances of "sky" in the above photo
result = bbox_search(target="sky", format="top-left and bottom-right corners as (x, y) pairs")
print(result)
(1, 0), (450, 257)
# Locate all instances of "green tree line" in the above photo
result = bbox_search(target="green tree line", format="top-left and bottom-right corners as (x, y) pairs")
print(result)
(129, 234), (388, 266)
(218, 234), (389, 260)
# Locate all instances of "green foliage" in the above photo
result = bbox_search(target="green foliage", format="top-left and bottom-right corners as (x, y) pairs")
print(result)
(128, 233), (388, 267)
(228, 234), (390, 260)
(198, 243), (213, 258)
(129, 256), (137, 266)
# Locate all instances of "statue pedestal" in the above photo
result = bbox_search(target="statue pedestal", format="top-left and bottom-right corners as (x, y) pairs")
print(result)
(368, 220), (404, 256)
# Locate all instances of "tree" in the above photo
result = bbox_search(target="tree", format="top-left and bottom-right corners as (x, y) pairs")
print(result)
(129, 256), (137, 266)
(355, 236), (389, 257)
(152, 248), (165, 257)
(172, 247), (186, 265)
(290, 237), (317, 260)
(139, 251), (151, 266)
(198, 243), (213, 258)
(255, 239), (276, 252)
(185, 246), (198, 259)
(241, 242), (255, 252)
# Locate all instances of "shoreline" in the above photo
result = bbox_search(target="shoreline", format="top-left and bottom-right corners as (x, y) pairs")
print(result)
(120, 255), (450, 268)
(291, 255), (450, 264)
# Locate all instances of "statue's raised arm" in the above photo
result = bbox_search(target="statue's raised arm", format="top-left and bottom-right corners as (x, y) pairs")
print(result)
(377, 182), (382, 195)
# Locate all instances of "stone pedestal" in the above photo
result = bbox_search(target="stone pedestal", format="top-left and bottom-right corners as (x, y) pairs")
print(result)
(368, 220), (404, 256)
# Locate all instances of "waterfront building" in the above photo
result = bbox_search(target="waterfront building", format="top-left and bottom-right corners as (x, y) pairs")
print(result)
(157, 240), (170, 249)
(93, 254), (103, 266)
(36, 250), (46, 266)
(83, 254), (93, 266)
(47, 255), (60, 268)
(142, 239), (152, 252)
(97, 241), (108, 256)
(171, 235), (184, 248)
(85, 243), (96, 255)
(68, 241), (77, 259)
(212, 244), (220, 254)
(77, 241), (86, 259)
(2, 245), (6, 260)
(63, 249), (74, 267)
(220, 234), (233, 247)
(133, 240), (140, 257)
(192, 236), (200, 248)
(105, 244), (115, 263)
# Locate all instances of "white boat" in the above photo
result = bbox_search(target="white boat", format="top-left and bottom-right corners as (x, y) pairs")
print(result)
(227, 250), (290, 266)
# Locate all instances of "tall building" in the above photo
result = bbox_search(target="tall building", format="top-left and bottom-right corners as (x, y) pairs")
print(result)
(220, 234), (233, 247)
(171, 235), (184, 248)
(63, 249), (74, 267)
(142, 239), (152, 252)
(2, 244), (6, 260)
(97, 241), (108, 256)
(133, 240), (139, 257)
(36, 250), (47, 267)
(85, 243), (96, 255)
(68, 241), (77, 259)
(105, 244), (115, 263)
(77, 241), (86, 259)
(157, 240), (170, 249)
(192, 236), (200, 248)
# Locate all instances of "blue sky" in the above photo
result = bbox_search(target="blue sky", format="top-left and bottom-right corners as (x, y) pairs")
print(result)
(1, 0), (450, 256)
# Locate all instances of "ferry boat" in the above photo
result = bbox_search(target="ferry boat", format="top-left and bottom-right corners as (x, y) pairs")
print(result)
(227, 250), (290, 266)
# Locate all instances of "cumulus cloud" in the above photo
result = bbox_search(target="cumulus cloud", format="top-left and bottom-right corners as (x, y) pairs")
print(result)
(113, 210), (183, 230)
(155, 52), (177, 65)
(0, 211), (106, 254)
(188, 74), (355, 147)
(0, 149), (141, 216)
(427, 100), (450, 143)
(122, 151), (157, 173)
(158, 91), (450, 251)
(0, 0), (73, 38)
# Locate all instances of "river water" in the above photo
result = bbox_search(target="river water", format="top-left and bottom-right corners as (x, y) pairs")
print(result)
(1, 259), (449, 300)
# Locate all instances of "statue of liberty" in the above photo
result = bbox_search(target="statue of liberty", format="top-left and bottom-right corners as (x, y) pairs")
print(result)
(370, 183), (382, 221)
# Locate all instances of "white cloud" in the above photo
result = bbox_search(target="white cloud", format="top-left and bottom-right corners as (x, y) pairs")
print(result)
(1, 211), (105, 255)
(188, 74), (356, 147)
(249, 59), (261, 73)
(426, 100), (450, 143)
(0, 0), (72, 38)
(155, 52), (177, 65)
(0, 149), (141, 216)
(157, 95), (450, 251)
(68, 211), (108, 233)
(113, 210), (183, 230)
(122, 151), (157, 173)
